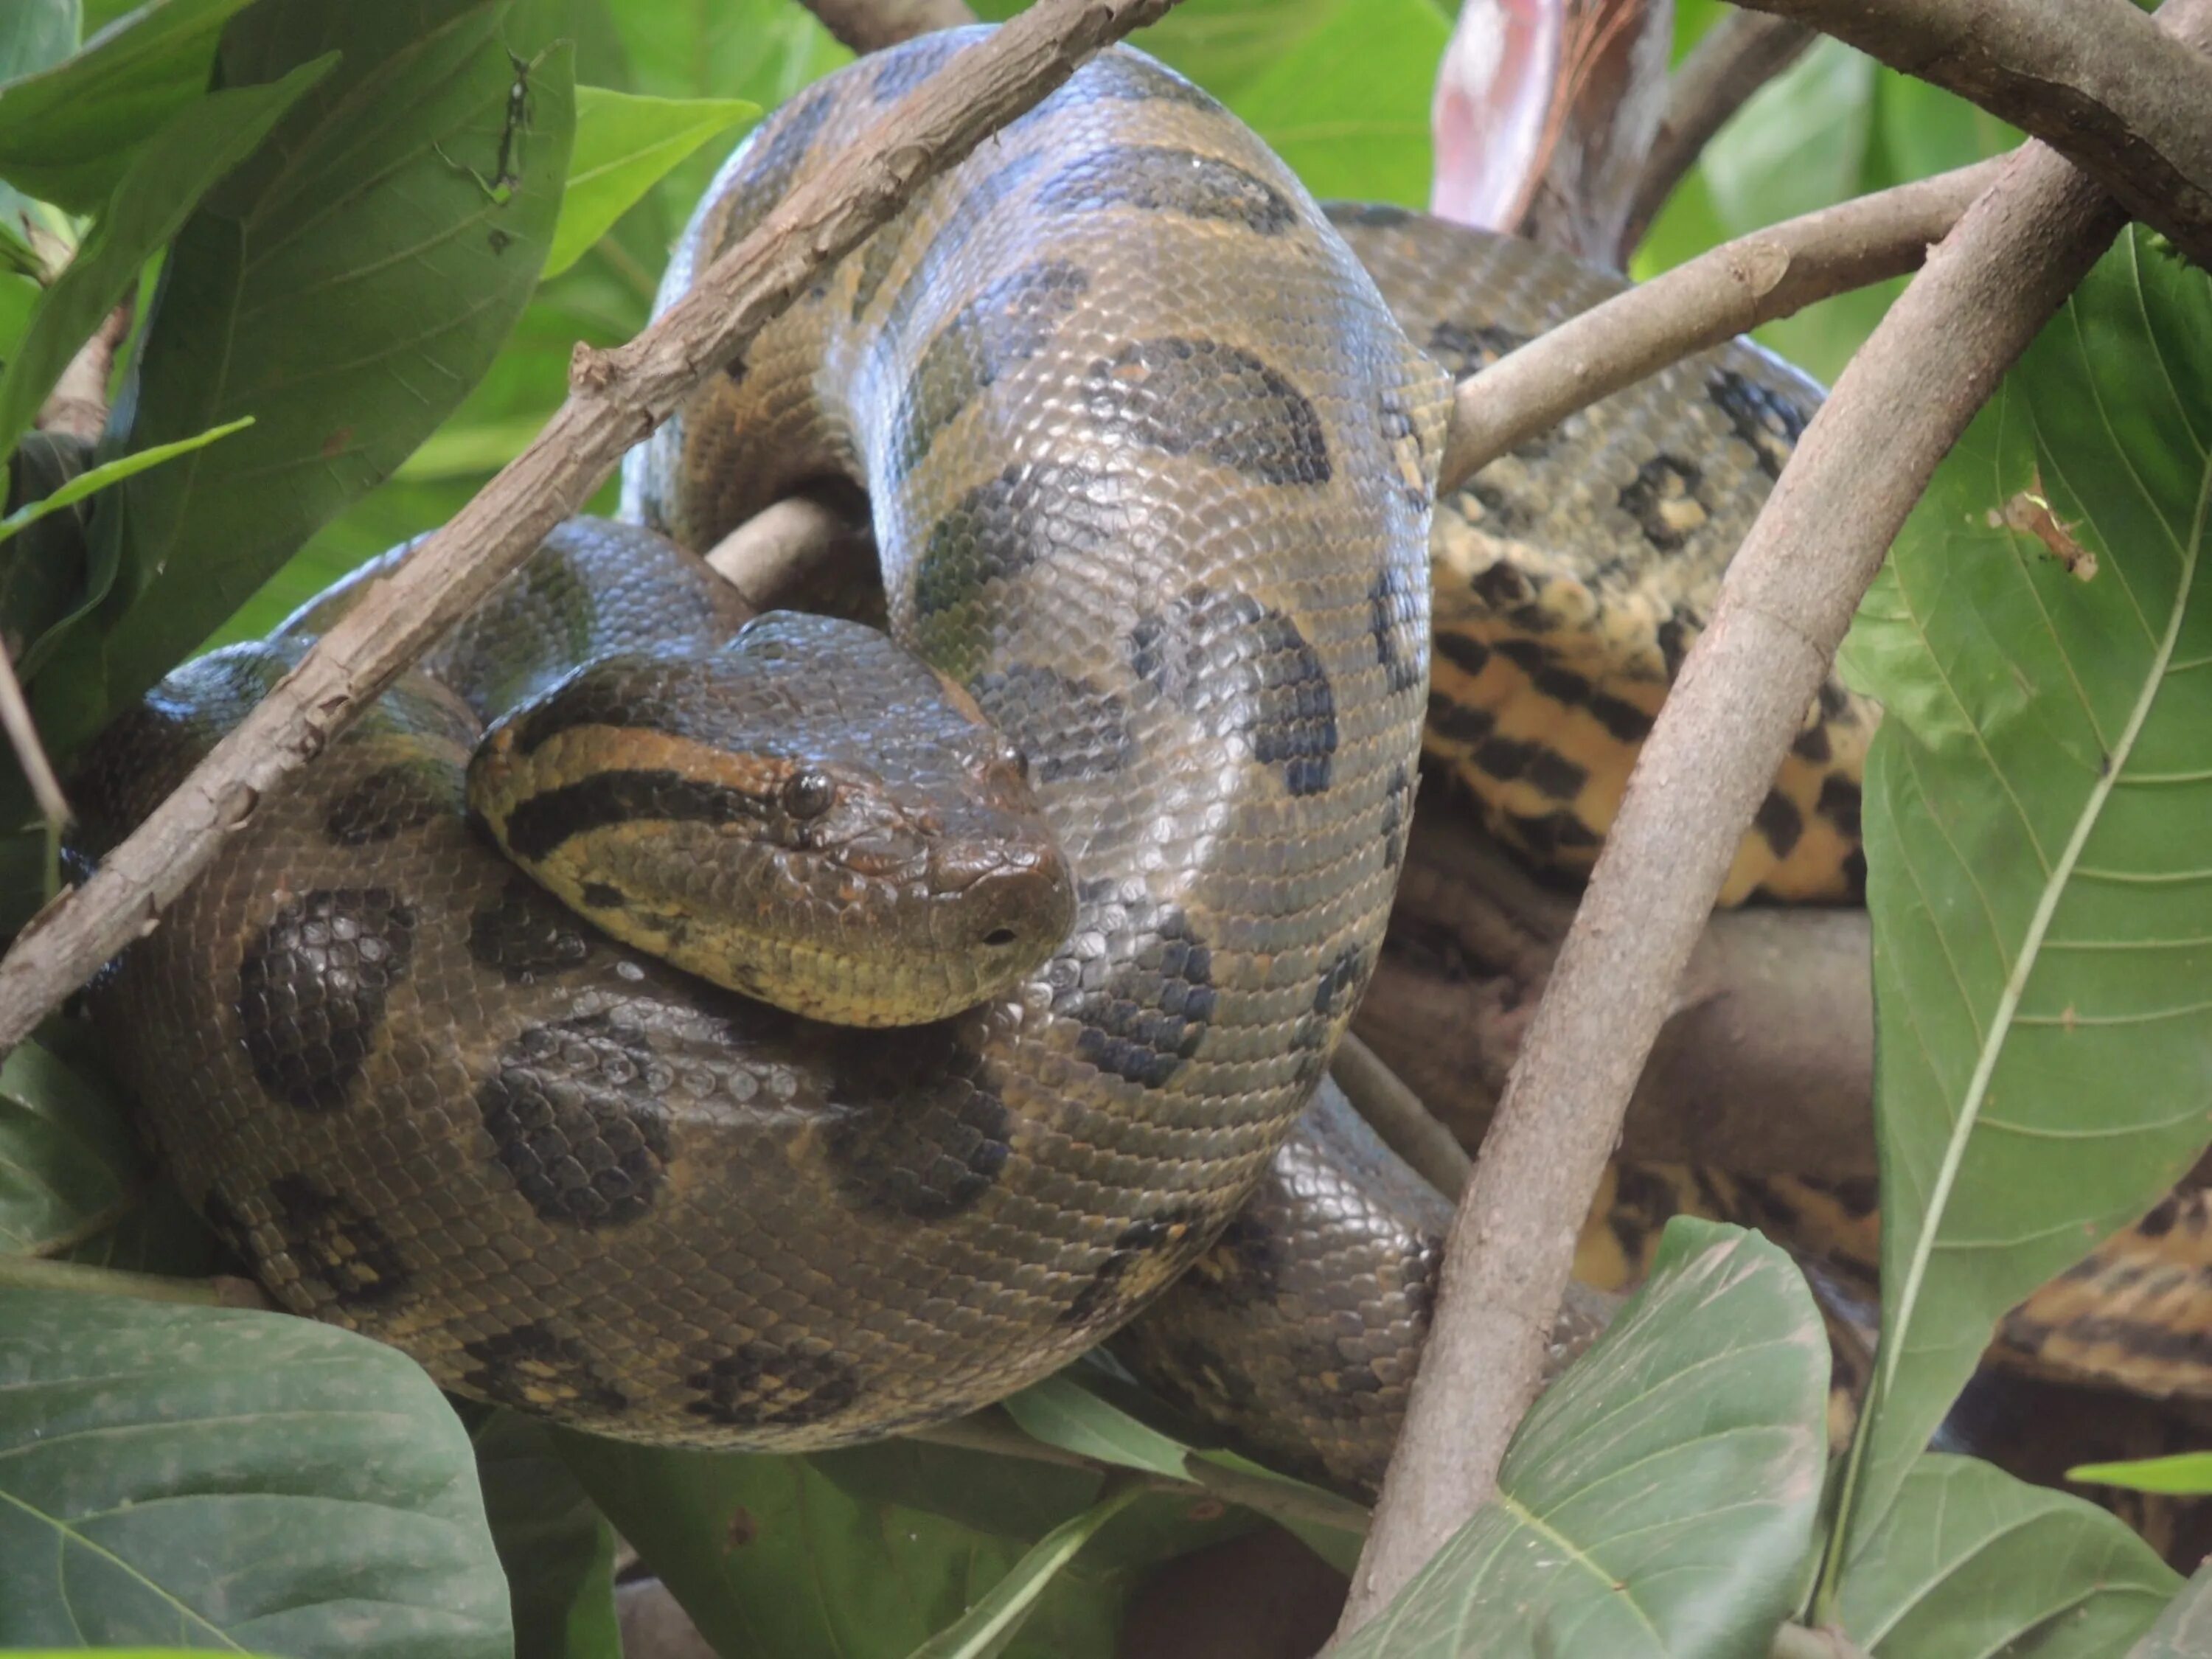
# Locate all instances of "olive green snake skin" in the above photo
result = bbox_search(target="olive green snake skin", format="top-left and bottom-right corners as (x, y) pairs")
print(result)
(76, 30), (2202, 1502)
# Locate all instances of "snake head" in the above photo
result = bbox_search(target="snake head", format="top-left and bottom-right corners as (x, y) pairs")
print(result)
(467, 611), (1076, 1026)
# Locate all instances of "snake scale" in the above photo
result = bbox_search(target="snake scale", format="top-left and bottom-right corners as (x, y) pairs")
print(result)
(71, 29), (2212, 1500)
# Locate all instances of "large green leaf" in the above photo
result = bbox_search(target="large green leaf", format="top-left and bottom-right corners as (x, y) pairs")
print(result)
(469, 1408), (622, 1659)
(1836, 1455), (2177, 1656)
(906, 1481), (1144, 1659)
(1829, 229), (2212, 1574)
(2132, 1562), (2212, 1657)
(1332, 1221), (1828, 1659)
(0, 1035), (137, 1255)
(545, 86), (756, 279)
(31, 0), (576, 761)
(0, 1), (80, 85)
(0, 0), (258, 214)
(556, 1433), (1135, 1659)
(0, 1287), (510, 1655)
(0, 59), (322, 467)
(0, 0), (82, 286)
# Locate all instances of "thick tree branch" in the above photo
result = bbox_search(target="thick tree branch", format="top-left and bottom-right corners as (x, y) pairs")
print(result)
(1731, 0), (2212, 269)
(1338, 0), (2212, 1634)
(1621, 12), (1815, 257)
(1441, 156), (2000, 490)
(0, 0), (1181, 1057)
(798, 0), (978, 54)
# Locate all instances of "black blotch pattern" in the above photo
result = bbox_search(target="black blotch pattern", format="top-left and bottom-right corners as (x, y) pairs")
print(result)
(1534, 665), (1590, 706)
(237, 888), (416, 1113)
(1508, 809), (1601, 859)
(1037, 146), (1293, 235)
(1311, 945), (1371, 1018)
(477, 1015), (674, 1226)
(264, 1173), (412, 1307)
(1381, 763), (1412, 867)
(870, 30), (967, 100)
(462, 1323), (630, 1417)
(1470, 562), (1531, 612)
(1619, 455), (1710, 552)
(714, 82), (839, 251)
(821, 1025), (1012, 1221)
(1379, 392), (1434, 512)
(1657, 616), (1691, 678)
(1492, 638), (1548, 674)
(915, 462), (1127, 622)
(1590, 692), (1655, 744)
(1084, 338), (1330, 486)
(1050, 877), (1217, 1089)
(888, 260), (1091, 477)
(322, 759), (462, 846)
(1527, 746), (1589, 801)
(1818, 776), (1863, 838)
(1367, 565), (1424, 694)
(1473, 735), (1532, 779)
(1464, 480), (1530, 534)
(969, 662), (1135, 785)
(1755, 788), (1804, 860)
(580, 881), (627, 911)
(1435, 632), (1491, 678)
(1081, 50), (1222, 109)
(1060, 1206), (1209, 1328)
(1203, 1211), (1287, 1303)
(501, 770), (759, 861)
(1709, 369), (1809, 479)
(875, 150), (1046, 340)
(685, 1337), (861, 1430)
(1324, 201), (1412, 229)
(469, 876), (597, 984)
(1792, 723), (1833, 763)
(1842, 847), (1868, 898)
(198, 1186), (249, 1259)
(1426, 690), (1497, 747)
(1425, 318), (1530, 378)
(1818, 680), (1851, 720)
(1130, 585), (1337, 796)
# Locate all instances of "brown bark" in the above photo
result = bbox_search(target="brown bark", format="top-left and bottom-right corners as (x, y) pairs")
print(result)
(0, 0), (1184, 1057)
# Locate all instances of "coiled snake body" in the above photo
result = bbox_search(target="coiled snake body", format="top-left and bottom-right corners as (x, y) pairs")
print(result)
(74, 30), (2203, 1496)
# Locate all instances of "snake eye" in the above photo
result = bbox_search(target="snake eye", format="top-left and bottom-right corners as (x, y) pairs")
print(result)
(782, 769), (836, 820)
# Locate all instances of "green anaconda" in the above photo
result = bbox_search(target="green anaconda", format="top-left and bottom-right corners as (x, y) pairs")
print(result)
(69, 28), (2212, 1502)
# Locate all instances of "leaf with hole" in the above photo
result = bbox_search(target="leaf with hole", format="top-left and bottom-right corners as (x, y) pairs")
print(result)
(1332, 1220), (1828, 1659)
(0, 0), (258, 213)
(1829, 229), (2212, 1575)
(1836, 1455), (2176, 1655)
(0, 1287), (509, 1655)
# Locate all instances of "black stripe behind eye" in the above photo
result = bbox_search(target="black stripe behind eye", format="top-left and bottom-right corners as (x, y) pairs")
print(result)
(501, 770), (763, 860)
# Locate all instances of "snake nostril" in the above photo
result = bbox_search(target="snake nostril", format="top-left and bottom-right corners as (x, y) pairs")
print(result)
(982, 926), (1020, 948)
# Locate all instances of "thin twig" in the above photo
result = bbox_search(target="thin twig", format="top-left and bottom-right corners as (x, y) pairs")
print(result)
(1336, 0), (2212, 1635)
(0, 0), (1182, 1059)
(0, 639), (66, 832)
(1731, 0), (2212, 269)
(34, 303), (130, 444)
(1329, 1032), (1472, 1197)
(703, 494), (872, 609)
(798, 0), (978, 54)
(1441, 156), (2003, 490)
(1621, 13), (1815, 258)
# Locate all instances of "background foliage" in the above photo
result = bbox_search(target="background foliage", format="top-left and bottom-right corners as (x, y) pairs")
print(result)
(1, 1), (2207, 1656)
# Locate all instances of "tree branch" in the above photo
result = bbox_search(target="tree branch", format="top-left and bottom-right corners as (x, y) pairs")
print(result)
(1441, 156), (2001, 490)
(1731, 0), (2212, 269)
(1336, 0), (2212, 1635)
(0, 0), (1182, 1057)
(797, 0), (978, 55)
(1621, 12), (1815, 257)
(35, 303), (129, 444)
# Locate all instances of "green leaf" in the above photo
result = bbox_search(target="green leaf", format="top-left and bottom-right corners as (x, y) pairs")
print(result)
(555, 1434), (1132, 1659)
(2067, 1452), (2212, 1496)
(30, 1), (577, 762)
(470, 1409), (622, 1659)
(1837, 1455), (2177, 1655)
(1829, 229), (2212, 1573)
(546, 86), (756, 279)
(0, 1), (80, 85)
(0, 59), (322, 467)
(1004, 1374), (1194, 1479)
(0, 414), (248, 547)
(0, 0), (259, 214)
(0, 1035), (137, 1255)
(908, 1482), (1146, 1659)
(0, 1287), (511, 1655)
(2132, 1562), (2212, 1656)
(1333, 1220), (1829, 1659)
